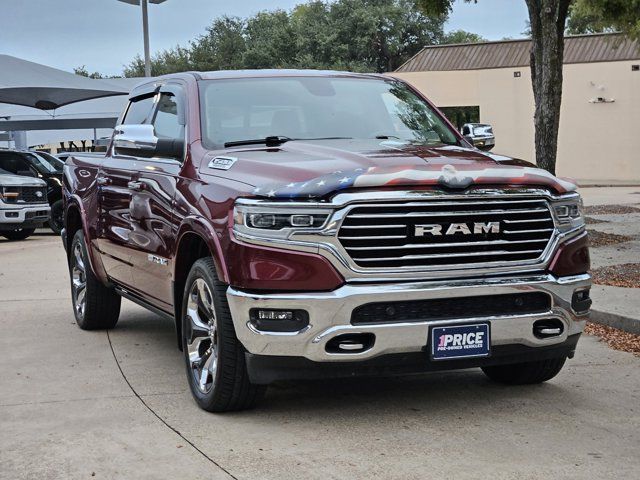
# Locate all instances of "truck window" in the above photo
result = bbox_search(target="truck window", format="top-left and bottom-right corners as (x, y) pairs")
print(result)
(0, 152), (38, 177)
(123, 95), (155, 125)
(152, 93), (184, 140)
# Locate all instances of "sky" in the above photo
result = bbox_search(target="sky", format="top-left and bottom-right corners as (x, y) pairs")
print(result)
(0, 0), (529, 76)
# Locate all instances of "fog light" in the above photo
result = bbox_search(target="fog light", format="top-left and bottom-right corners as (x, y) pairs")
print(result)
(249, 309), (309, 332)
(257, 309), (293, 321)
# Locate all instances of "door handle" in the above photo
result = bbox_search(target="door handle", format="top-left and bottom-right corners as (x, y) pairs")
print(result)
(127, 181), (144, 191)
(96, 177), (110, 186)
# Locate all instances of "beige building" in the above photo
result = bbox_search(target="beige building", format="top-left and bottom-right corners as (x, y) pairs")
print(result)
(391, 33), (640, 184)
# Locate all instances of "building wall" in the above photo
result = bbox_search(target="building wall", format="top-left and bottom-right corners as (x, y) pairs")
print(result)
(392, 60), (640, 184)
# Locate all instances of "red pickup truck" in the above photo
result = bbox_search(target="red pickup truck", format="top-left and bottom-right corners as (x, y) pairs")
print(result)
(63, 70), (591, 412)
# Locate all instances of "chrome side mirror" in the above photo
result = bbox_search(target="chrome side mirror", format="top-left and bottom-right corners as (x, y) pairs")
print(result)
(113, 124), (158, 154)
(113, 124), (183, 159)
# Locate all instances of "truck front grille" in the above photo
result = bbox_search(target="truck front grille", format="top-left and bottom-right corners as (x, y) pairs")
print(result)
(337, 198), (555, 269)
(2, 186), (47, 204)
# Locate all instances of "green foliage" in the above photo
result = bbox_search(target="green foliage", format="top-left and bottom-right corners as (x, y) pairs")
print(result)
(441, 29), (487, 44)
(74, 65), (104, 79)
(567, 0), (640, 41)
(123, 0), (455, 76)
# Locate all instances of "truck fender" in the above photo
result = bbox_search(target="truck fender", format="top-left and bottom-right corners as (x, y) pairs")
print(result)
(174, 216), (229, 284)
(64, 195), (109, 285)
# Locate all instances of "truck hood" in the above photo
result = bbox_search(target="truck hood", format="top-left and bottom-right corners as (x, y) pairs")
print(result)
(0, 174), (47, 187)
(203, 139), (576, 198)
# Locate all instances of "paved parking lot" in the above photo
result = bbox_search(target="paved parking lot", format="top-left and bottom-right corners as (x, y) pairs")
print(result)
(1, 228), (639, 480)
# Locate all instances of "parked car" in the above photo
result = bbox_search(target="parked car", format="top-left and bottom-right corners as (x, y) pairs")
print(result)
(0, 149), (64, 234)
(461, 123), (495, 151)
(0, 167), (50, 240)
(63, 70), (591, 412)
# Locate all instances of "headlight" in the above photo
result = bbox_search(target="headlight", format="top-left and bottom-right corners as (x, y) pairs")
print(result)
(551, 196), (584, 233)
(233, 201), (332, 238)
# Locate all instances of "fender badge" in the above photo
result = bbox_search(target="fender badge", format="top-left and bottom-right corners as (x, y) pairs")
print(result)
(208, 156), (237, 170)
(147, 254), (168, 266)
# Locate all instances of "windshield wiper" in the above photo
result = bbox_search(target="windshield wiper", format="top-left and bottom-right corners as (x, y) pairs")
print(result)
(224, 136), (292, 148)
(224, 136), (353, 148)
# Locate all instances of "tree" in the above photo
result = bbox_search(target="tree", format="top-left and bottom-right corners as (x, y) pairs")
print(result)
(441, 29), (487, 44)
(418, 0), (574, 175)
(121, 0), (449, 76)
(123, 46), (190, 77)
(567, 0), (640, 40)
(74, 66), (104, 79)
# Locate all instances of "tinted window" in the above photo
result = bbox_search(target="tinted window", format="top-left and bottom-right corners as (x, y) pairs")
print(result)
(200, 77), (459, 148)
(153, 93), (184, 139)
(0, 152), (36, 176)
(123, 95), (155, 125)
(35, 151), (65, 171)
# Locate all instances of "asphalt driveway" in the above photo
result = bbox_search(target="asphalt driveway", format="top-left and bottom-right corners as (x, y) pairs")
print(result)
(1, 226), (638, 479)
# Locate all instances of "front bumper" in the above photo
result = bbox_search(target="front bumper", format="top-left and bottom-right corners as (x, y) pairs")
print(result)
(227, 273), (591, 364)
(0, 205), (50, 230)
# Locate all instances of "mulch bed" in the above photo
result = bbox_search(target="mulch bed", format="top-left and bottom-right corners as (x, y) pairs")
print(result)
(585, 216), (607, 224)
(591, 263), (640, 288)
(587, 229), (633, 248)
(583, 204), (640, 215)
(584, 322), (640, 357)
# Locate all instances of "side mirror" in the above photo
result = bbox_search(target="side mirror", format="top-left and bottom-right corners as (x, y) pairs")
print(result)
(113, 124), (183, 160)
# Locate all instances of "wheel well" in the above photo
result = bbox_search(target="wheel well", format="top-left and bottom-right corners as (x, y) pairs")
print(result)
(173, 232), (213, 350)
(65, 204), (82, 254)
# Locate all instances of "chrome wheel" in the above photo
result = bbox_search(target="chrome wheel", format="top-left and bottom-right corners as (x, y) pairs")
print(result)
(185, 278), (218, 394)
(71, 242), (87, 318)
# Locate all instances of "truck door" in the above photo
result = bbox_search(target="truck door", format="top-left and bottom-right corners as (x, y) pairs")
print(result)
(126, 85), (185, 310)
(96, 93), (156, 288)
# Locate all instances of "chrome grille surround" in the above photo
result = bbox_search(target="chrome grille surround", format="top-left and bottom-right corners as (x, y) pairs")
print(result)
(233, 188), (586, 283)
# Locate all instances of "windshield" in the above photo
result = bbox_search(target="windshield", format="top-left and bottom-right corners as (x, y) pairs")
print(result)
(200, 76), (459, 149)
(23, 152), (58, 174)
(35, 151), (64, 171)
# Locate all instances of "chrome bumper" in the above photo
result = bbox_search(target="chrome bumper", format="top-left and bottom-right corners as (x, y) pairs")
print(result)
(226, 273), (591, 362)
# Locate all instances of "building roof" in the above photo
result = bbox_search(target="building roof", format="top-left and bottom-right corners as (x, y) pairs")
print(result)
(396, 33), (640, 73)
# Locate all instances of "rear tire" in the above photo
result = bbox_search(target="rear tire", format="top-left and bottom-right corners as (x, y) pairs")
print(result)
(481, 356), (567, 385)
(49, 199), (64, 235)
(181, 257), (266, 412)
(69, 230), (121, 330)
(2, 228), (35, 241)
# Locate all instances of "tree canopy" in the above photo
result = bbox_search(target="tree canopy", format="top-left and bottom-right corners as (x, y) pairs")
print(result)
(567, 0), (640, 40)
(123, 0), (479, 77)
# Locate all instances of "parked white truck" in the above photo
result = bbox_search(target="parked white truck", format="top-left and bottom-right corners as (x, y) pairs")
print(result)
(0, 167), (50, 240)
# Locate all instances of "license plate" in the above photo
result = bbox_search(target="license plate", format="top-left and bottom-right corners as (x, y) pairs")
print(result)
(431, 323), (490, 360)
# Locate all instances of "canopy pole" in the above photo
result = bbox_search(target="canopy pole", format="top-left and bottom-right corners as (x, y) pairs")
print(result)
(141, 0), (151, 77)
(93, 128), (97, 151)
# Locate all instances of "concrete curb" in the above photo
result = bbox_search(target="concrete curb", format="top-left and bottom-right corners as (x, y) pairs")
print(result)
(589, 309), (640, 335)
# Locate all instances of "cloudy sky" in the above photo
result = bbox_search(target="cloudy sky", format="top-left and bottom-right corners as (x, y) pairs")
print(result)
(0, 0), (528, 76)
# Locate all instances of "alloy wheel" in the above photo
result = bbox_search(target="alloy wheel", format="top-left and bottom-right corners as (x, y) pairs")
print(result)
(185, 278), (218, 394)
(71, 242), (87, 318)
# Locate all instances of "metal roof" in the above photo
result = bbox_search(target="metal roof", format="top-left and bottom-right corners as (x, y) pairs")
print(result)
(396, 33), (640, 72)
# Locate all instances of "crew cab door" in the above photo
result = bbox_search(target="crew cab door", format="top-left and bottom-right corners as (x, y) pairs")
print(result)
(96, 93), (157, 288)
(126, 85), (185, 308)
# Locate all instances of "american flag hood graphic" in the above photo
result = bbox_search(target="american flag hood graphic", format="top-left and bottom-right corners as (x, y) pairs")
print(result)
(251, 163), (577, 200)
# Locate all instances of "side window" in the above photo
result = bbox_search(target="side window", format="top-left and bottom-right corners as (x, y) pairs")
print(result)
(122, 95), (155, 125)
(152, 92), (184, 139)
(0, 153), (36, 176)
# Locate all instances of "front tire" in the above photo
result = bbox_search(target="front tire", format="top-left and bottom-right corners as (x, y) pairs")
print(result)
(49, 199), (64, 235)
(181, 257), (266, 412)
(2, 228), (35, 241)
(482, 356), (567, 385)
(69, 230), (121, 330)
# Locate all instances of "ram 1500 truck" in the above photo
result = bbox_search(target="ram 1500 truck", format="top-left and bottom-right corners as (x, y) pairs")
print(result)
(1, 168), (50, 240)
(62, 71), (591, 412)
